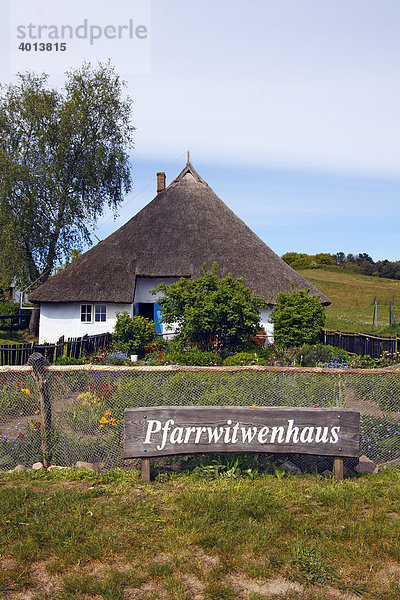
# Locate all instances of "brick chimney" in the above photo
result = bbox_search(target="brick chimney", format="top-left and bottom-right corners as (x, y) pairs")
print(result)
(157, 172), (166, 194)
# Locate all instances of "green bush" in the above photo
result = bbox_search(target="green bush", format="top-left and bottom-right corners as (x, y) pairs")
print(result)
(155, 263), (265, 356)
(54, 356), (86, 365)
(223, 352), (264, 366)
(145, 346), (221, 366)
(112, 312), (156, 358)
(0, 301), (19, 316)
(168, 349), (221, 366)
(298, 344), (351, 367)
(270, 289), (325, 348)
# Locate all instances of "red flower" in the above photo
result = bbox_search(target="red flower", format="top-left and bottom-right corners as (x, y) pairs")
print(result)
(18, 432), (24, 439)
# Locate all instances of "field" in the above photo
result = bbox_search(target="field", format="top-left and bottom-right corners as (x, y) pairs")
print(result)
(0, 329), (35, 346)
(0, 468), (399, 600)
(297, 268), (400, 336)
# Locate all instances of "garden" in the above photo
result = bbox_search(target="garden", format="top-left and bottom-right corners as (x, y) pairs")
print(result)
(1, 271), (399, 474)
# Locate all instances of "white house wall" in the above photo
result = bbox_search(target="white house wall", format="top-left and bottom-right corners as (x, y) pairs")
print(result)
(134, 276), (180, 338)
(39, 303), (132, 344)
(134, 276), (180, 303)
(259, 307), (274, 343)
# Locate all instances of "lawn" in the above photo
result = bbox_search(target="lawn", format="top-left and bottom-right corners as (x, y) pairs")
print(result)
(0, 468), (399, 600)
(297, 268), (400, 336)
(0, 329), (36, 346)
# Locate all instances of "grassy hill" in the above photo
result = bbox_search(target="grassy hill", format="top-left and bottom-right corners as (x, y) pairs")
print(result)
(297, 267), (400, 336)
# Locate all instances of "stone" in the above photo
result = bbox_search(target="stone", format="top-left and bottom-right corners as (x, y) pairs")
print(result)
(48, 465), (68, 471)
(355, 455), (379, 475)
(281, 460), (301, 475)
(32, 462), (43, 470)
(75, 461), (100, 472)
(321, 470), (332, 477)
(13, 465), (26, 472)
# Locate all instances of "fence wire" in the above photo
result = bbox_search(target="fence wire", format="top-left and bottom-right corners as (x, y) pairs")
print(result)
(0, 365), (399, 472)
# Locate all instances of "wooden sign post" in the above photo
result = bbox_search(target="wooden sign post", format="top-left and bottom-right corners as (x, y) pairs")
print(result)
(124, 406), (360, 482)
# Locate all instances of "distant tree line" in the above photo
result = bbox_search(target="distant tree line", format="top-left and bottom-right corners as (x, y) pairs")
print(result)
(282, 252), (400, 280)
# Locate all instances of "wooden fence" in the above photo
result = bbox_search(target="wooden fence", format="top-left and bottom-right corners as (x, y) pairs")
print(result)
(324, 330), (399, 358)
(0, 332), (112, 366)
(0, 312), (32, 330)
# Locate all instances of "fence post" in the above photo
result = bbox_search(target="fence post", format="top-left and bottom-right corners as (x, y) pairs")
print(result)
(333, 457), (344, 480)
(27, 352), (53, 469)
(141, 458), (151, 483)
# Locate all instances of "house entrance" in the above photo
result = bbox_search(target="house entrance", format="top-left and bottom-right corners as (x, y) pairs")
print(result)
(137, 303), (154, 320)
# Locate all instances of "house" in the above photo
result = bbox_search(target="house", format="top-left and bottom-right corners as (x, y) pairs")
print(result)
(29, 161), (330, 344)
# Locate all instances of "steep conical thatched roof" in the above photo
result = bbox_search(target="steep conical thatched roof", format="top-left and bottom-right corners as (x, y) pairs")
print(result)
(30, 162), (330, 305)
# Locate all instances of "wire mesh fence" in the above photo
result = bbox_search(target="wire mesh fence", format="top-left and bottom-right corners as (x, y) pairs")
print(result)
(1, 363), (399, 472)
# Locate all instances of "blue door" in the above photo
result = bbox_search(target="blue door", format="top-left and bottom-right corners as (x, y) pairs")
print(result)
(154, 303), (163, 335)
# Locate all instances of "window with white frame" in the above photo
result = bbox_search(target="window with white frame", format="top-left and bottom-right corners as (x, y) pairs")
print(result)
(81, 304), (107, 323)
(81, 304), (92, 322)
(95, 304), (106, 322)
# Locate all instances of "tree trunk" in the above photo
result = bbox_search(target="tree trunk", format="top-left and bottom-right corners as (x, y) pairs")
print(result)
(29, 304), (40, 336)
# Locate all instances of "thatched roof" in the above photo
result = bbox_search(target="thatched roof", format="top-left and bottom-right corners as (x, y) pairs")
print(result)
(30, 162), (330, 305)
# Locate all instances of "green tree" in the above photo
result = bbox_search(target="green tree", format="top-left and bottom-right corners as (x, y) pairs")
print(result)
(270, 289), (325, 347)
(155, 263), (266, 356)
(0, 63), (134, 332)
(281, 252), (312, 268)
(112, 313), (155, 358)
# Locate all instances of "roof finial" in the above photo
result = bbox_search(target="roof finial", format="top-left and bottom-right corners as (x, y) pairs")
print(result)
(187, 150), (190, 164)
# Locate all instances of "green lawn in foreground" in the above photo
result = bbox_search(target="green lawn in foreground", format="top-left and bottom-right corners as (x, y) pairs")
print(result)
(0, 468), (399, 600)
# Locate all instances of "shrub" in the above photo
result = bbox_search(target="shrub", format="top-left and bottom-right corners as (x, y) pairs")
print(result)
(270, 289), (325, 348)
(112, 312), (156, 358)
(155, 262), (266, 356)
(0, 301), (19, 316)
(298, 344), (351, 367)
(223, 352), (263, 366)
(145, 348), (222, 366)
(54, 356), (86, 365)
(168, 349), (221, 366)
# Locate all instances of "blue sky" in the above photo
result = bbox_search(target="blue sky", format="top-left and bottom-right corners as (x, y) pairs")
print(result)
(2, 0), (400, 260)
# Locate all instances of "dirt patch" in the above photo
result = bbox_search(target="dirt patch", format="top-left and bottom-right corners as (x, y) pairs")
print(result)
(0, 556), (18, 570)
(190, 548), (220, 570)
(181, 573), (205, 600)
(228, 573), (304, 596)
(30, 560), (62, 594)
(345, 386), (400, 420)
(373, 561), (400, 584)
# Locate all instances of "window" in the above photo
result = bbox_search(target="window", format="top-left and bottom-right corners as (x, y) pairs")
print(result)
(95, 304), (106, 322)
(81, 304), (107, 323)
(81, 304), (92, 322)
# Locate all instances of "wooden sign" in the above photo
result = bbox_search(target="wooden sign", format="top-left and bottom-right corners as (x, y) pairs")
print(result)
(124, 406), (360, 459)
